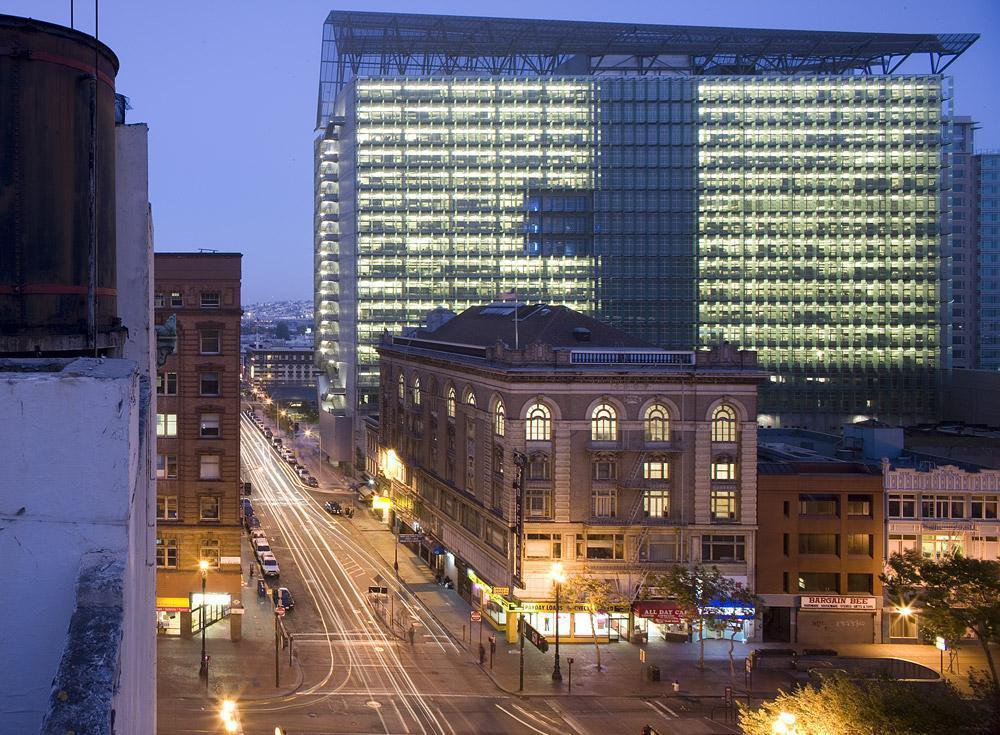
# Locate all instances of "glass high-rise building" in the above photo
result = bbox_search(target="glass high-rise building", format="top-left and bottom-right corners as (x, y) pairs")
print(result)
(314, 11), (978, 461)
(978, 154), (1000, 370)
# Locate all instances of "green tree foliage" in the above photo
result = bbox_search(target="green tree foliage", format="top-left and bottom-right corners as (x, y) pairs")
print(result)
(739, 675), (982, 735)
(275, 320), (291, 340)
(562, 576), (626, 672)
(882, 549), (1000, 690)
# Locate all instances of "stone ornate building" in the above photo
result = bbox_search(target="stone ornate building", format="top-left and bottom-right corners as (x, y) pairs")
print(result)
(369, 304), (764, 642)
(884, 459), (1000, 640)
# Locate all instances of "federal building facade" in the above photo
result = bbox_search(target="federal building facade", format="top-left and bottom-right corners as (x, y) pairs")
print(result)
(366, 304), (764, 643)
(314, 11), (978, 462)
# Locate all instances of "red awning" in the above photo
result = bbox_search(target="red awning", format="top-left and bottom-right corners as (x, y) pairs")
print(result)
(633, 601), (684, 624)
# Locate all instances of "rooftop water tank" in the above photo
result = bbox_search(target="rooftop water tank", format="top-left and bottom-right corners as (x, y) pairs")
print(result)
(0, 14), (122, 355)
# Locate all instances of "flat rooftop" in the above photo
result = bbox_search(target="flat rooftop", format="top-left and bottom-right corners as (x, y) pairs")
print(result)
(318, 10), (977, 126)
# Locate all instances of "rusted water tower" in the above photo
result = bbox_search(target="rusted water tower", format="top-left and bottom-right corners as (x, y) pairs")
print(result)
(0, 14), (123, 355)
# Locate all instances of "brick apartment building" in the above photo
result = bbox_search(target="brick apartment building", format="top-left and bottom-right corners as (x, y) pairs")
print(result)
(153, 253), (243, 638)
(756, 452), (885, 645)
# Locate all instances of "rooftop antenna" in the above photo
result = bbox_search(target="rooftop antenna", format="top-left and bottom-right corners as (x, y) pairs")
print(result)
(198, 248), (220, 253)
(87, 0), (100, 355)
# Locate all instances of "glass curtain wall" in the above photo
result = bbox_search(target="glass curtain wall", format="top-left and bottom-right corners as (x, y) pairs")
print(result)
(697, 76), (947, 425)
(349, 78), (597, 404)
(594, 78), (698, 349)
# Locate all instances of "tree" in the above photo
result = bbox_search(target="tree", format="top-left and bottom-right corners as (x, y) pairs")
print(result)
(275, 321), (291, 340)
(708, 576), (759, 681)
(881, 550), (1000, 692)
(648, 565), (748, 670)
(562, 575), (626, 672)
(739, 674), (982, 735)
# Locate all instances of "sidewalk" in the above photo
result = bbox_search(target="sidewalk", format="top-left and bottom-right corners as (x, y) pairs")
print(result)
(156, 537), (303, 707)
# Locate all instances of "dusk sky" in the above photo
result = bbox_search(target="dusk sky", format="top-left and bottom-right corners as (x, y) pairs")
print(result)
(7, 0), (999, 303)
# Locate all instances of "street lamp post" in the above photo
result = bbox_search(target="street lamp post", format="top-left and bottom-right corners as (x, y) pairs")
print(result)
(550, 562), (565, 682)
(198, 559), (210, 687)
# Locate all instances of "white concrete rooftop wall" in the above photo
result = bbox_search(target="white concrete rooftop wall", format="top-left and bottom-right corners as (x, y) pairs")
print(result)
(0, 358), (139, 733)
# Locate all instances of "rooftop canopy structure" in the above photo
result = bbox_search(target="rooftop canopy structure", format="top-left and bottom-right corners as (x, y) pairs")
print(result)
(318, 9), (978, 127)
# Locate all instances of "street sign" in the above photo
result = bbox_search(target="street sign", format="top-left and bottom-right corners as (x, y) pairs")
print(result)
(275, 606), (285, 618)
(397, 533), (424, 543)
(470, 611), (482, 623)
(522, 620), (549, 653)
(368, 586), (388, 595)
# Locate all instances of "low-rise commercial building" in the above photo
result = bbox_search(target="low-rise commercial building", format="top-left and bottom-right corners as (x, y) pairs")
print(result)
(154, 253), (243, 639)
(759, 421), (999, 646)
(756, 453), (885, 645)
(368, 303), (764, 644)
(244, 345), (321, 389)
(884, 459), (1000, 641)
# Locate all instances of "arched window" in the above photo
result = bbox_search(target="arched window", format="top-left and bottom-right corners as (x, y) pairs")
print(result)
(591, 403), (618, 442)
(525, 402), (551, 441)
(465, 389), (477, 407)
(644, 403), (670, 442)
(711, 404), (737, 443)
(412, 377), (421, 406)
(397, 374), (405, 401)
(446, 386), (456, 418)
(493, 399), (505, 437)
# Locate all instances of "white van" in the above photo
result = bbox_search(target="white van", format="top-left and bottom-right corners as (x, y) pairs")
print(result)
(259, 553), (280, 578)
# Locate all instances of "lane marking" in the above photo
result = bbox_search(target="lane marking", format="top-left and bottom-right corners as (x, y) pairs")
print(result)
(495, 704), (557, 735)
(645, 700), (678, 718)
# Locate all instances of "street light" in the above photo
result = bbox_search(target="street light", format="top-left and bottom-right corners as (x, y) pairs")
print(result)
(549, 562), (566, 682)
(772, 711), (797, 735)
(198, 559), (210, 686)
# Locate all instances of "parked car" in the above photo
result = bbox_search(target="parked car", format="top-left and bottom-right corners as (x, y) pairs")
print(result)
(323, 501), (342, 515)
(241, 498), (254, 517)
(253, 537), (271, 559)
(243, 514), (260, 531)
(242, 481), (253, 496)
(306, 476), (319, 488)
(272, 586), (294, 611)
(264, 428), (273, 439)
(250, 529), (267, 541)
(296, 467), (310, 480)
(259, 553), (280, 578)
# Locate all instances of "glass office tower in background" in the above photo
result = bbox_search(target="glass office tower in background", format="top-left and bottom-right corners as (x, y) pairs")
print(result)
(698, 76), (949, 425)
(979, 153), (1000, 370)
(314, 11), (978, 463)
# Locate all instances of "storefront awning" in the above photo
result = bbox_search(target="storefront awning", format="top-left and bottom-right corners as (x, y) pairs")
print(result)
(156, 597), (190, 612)
(633, 601), (684, 624)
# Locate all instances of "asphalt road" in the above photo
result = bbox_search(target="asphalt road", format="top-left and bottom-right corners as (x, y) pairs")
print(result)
(160, 414), (743, 735)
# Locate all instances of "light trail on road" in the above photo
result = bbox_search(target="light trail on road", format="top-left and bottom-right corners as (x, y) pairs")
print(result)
(239, 414), (462, 734)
